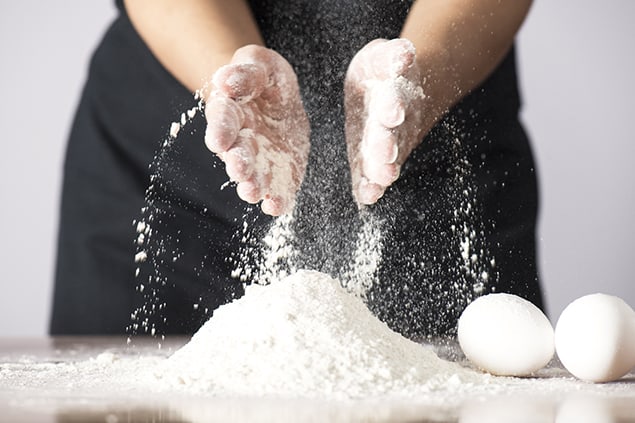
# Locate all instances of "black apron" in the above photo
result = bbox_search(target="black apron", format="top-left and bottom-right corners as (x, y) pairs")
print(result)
(50, 0), (542, 337)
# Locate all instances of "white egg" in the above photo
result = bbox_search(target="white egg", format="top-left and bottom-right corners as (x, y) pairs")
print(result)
(458, 293), (554, 376)
(555, 293), (635, 382)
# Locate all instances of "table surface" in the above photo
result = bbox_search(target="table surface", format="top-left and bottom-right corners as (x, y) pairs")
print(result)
(1, 336), (634, 423)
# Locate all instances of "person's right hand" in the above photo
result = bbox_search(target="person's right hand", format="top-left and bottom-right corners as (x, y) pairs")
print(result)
(204, 45), (310, 216)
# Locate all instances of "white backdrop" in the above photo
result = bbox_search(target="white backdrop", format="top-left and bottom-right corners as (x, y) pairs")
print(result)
(1, 1), (633, 336)
(518, 0), (635, 320)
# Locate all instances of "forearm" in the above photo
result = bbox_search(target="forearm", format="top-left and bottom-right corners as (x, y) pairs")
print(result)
(124, 0), (264, 97)
(401, 0), (532, 132)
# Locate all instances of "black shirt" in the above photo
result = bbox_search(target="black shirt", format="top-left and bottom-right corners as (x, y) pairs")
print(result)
(51, 0), (541, 338)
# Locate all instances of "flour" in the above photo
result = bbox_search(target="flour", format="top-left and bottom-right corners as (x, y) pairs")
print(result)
(169, 122), (181, 138)
(155, 270), (483, 399)
(129, 99), (206, 337)
(340, 210), (384, 299)
(134, 251), (147, 263)
(7, 269), (634, 409)
(245, 129), (297, 213)
(3, 294), (635, 423)
(256, 212), (297, 284)
(233, 207), (384, 303)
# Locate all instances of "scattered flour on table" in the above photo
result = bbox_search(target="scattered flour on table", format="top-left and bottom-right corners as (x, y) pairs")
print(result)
(3, 270), (635, 423)
(153, 269), (484, 399)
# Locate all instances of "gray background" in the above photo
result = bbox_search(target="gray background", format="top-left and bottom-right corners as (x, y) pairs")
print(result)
(1, 1), (633, 336)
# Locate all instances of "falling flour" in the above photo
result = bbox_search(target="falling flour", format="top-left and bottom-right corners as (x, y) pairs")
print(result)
(340, 209), (384, 299)
(154, 269), (484, 399)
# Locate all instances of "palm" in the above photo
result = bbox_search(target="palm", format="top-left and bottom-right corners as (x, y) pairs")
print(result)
(345, 39), (426, 205)
(205, 45), (310, 216)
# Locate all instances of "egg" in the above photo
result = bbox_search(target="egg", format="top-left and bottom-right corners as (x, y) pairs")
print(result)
(458, 293), (554, 376)
(555, 293), (635, 382)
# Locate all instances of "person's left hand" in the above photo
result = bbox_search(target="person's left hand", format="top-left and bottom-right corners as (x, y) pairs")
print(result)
(345, 38), (427, 205)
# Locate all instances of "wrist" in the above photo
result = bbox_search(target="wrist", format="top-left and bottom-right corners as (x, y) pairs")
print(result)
(409, 41), (467, 140)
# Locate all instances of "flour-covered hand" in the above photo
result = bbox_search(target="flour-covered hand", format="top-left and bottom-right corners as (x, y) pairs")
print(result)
(205, 45), (310, 216)
(345, 38), (426, 205)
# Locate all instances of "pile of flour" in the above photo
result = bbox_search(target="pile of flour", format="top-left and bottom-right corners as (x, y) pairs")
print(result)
(5, 271), (635, 422)
(154, 270), (484, 399)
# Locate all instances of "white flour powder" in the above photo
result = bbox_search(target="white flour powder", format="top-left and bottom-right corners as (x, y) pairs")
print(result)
(340, 210), (384, 299)
(154, 270), (484, 399)
(3, 269), (635, 423)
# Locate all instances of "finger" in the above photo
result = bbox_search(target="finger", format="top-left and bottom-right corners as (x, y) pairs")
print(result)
(261, 195), (287, 217)
(204, 96), (244, 153)
(354, 38), (415, 81)
(368, 80), (406, 128)
(224, 131), (257, 182)
(361, 108), (400, 187)
(363, 121), (399, 163)
(370, 38), (416, 79)
(363, 159), (400, 187)
(236, 179), (262, 204)
(347, 38), (388, 80)
(212, 63), (267, 103)
(361, 38), (387, 50)
(233, 45), (303, 123)
(356, 177), (386, 205)
(233, 45), (292, 84)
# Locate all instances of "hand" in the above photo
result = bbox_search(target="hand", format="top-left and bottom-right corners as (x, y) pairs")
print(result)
(345, 38), (426, 205)
(204, 45), (310, 216)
